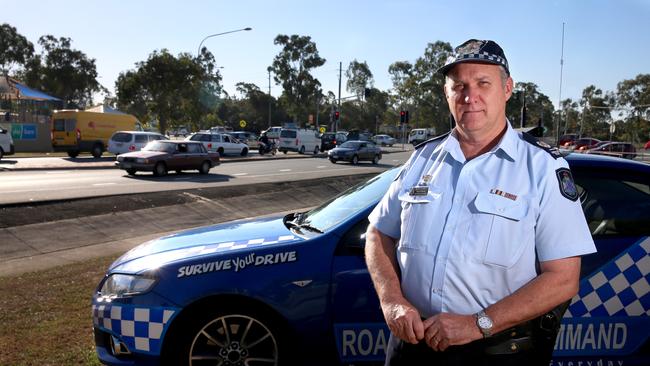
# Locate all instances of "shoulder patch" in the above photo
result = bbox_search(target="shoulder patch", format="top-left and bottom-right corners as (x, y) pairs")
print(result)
(521, 132), (562, 159)
(414, 131), (451, 150)
(556, 168), (579, 201)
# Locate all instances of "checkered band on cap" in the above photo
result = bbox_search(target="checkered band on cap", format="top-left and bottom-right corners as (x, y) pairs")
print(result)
(438, 39), (510, 75)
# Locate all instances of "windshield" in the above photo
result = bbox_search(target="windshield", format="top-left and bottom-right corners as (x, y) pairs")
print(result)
(143, 141), (175, 153)
(300, 167), (399, 232)
(339, 141), (361, 148)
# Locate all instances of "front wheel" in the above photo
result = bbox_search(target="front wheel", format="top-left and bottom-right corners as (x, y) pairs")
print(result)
(67, 150), (79, 158)
(163, 303), (290, 366)
(372, 155), (380, 164)
(351, 155), (359, 165)
(241, 148), (248, 157)
(329, 158), (337, 164)
(313, 145), (319, 155)
(153, 162), (167, 177)
(91, 144), (103, 158)
(299, 146), (305, 154)
(126, 168), (137, 175)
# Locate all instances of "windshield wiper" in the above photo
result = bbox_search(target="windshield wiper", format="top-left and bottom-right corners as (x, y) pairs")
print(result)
(286, 215), (323, 234)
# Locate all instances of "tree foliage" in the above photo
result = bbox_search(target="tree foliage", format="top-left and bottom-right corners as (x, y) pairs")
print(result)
(115, 49), (222, 133)
(506, 82), (555, 133)
(270, 34), (326, 124)
(345, 60), (373, 100)
(19, 35), (101, 107)
(0, 23), (34, 75)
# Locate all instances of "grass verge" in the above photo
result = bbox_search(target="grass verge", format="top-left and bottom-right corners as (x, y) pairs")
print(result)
(0, 255), (118, 366)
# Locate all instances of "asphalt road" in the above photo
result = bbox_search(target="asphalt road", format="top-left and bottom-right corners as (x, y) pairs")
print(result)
(0, 151), (412, 205)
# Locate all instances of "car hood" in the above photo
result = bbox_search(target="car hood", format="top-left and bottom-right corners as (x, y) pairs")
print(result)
(119, 151), (168, 159)
(110, 215), (301, 273)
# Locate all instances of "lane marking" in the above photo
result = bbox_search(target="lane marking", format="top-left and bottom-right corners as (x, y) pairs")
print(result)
(279, 169), (292, 172)
(92, 183), (117, 186)
(233, 173), (248, 176)
(317, 166), (326, 168)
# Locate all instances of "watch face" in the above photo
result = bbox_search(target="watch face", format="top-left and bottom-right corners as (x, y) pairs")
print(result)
(478, 316), (493, 329)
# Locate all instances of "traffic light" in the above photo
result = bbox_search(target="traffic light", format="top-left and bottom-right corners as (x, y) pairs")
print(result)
(334, 111), (340, 120)
(400, 110), (406, 124)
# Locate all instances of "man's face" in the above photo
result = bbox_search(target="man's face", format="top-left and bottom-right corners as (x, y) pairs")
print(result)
(444, 63), (513, 138)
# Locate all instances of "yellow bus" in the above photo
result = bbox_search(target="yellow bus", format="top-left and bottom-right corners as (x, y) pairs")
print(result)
(51, 110), (141, 158)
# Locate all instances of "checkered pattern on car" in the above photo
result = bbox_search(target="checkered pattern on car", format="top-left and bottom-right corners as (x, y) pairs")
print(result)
(565, 237), (650, 318)
(193, 234), (297, 254)
(93, 304), (176, 354)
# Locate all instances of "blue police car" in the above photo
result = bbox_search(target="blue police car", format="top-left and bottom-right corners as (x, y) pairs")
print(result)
(92, 153), (650, 366)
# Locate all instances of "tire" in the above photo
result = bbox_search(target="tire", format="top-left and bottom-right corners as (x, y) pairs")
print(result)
(199, 161), (211, 174)
(163, 302), (289, 366)
(372, 155), (380, 164)
(299, 146), (305, 154)
(313, 146), (319, 155)
(217, 147), (224, 156)
(153, 162), (167, 177)
(126, 168), (137, 175)
(282, 150), (287, 154)
(352, 155), (359, 165)
(241, 148), (248, 157)
(0, 147), (3, 160)
(67, 150), (79, 158)
(91, 144), (103, 158)
(329, 158), (337, 164)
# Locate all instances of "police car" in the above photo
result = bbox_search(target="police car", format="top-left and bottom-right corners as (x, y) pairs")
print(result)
(92, 153), (650, 366)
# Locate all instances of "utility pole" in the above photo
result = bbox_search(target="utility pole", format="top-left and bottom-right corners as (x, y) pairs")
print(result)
(267, 67), (272, 128)
(337, 61), (342, 132)
(556, 22), (565, 145)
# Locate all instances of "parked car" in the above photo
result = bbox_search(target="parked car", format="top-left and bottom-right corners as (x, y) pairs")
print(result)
(262, 126), (283, 139)
(586, 141), (637, 159)
(559, 133), (579, 147)
(114, 140), (219, 176)
(107, 131), (167, 155)
(320, 132), (347, 152)
(644, 140), (650, 150)
(93, 153), (650, 366)
(574, 137), (601, 151)
(328, 140), (382, 164)
(372, 134), (396, 146)
(0, 125), (15, 160)
(229, 131), (259, 149)
(185, 132), (249, 156)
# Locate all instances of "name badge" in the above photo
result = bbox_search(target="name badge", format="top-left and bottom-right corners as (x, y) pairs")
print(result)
(409, 186), (429, 196)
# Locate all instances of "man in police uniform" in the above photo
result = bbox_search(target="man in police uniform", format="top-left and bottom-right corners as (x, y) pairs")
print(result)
(365, 39), (596, 365)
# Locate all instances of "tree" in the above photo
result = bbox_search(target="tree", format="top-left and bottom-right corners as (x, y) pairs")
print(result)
(506, 82), (555, 134)
(346, 60), (373, 100)
(616, 74), (650, 143)
(19, 35), (101, 107)
(578, 85), (613, 139)
(0, 23), (34, 75)
(115, 49), (222, 133)
(270, 34), (326, 124)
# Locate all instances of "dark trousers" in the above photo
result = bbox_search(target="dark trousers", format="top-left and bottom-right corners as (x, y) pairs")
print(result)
(384, 332), (553, 366)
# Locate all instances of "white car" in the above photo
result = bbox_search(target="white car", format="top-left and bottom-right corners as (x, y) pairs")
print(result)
(372, 134), (396, 146)
(186, 132), (249, 156)
(108, 131), (167, 155)
(0, 125), (15, 160)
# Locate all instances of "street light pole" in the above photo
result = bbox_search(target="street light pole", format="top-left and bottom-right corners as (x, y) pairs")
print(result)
(197, 27), (252, 56)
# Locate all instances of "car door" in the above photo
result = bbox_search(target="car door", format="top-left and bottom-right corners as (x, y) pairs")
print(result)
(185, 143), (204, 169)
(222, 134), (236, 155)
(329, 215), (387, 364)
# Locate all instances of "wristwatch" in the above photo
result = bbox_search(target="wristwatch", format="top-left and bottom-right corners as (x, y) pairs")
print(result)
(475, 309), (494, 338)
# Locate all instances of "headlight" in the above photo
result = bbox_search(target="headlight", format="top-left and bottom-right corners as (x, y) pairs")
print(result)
(99, 274), (156, 298)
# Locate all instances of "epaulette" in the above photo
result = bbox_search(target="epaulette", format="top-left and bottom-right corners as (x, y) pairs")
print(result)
(521, 132), (562, 159)
(414, 132), (451, 150)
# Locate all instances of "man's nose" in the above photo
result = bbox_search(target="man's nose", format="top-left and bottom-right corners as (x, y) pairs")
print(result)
(463, 86), (479, 104)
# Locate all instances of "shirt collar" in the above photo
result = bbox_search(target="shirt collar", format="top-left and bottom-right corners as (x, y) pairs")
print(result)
(436, 119), (519, 162)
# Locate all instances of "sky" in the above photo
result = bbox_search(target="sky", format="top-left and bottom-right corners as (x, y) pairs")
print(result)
(4, 0), (650, 108)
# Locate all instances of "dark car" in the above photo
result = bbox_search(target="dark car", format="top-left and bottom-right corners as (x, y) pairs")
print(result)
(328, 140), (382, 164)
(115, 140), (220, 176)
(586, 141), (637, 159)
(93, 153), (650, 366)
(559, 133), (579, 147)
(574, 137), (602, 151)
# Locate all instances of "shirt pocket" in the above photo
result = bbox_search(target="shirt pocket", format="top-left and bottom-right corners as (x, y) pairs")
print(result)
(397, 188), (442, 253)
(469, 192), (533, 268)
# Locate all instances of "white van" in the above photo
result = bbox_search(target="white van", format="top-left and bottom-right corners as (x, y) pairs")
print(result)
(0, 125), (15, 160)
(278, 128), (321, 154)
(108, 131), (167, 155)
(408, 128), (436, 145)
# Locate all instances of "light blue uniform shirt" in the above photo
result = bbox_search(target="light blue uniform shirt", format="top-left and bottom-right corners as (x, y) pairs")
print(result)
(368, 122), (596, 318)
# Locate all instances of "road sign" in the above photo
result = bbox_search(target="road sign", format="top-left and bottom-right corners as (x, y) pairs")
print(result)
(240, 120), (247, 128)
(319, 127), (326, 134)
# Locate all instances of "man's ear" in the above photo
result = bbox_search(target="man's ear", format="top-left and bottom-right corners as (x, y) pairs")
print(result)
(505, 77), (514, 101)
